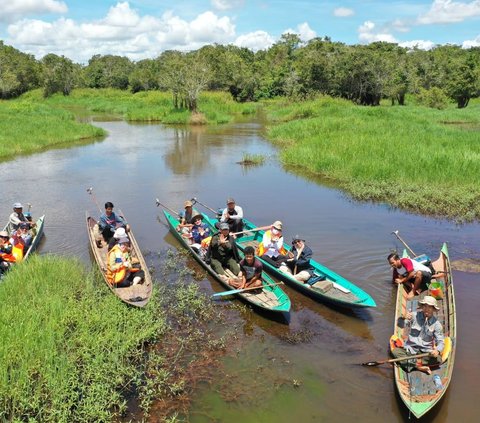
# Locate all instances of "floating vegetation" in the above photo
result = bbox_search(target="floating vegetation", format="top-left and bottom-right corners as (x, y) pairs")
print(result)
(237, 153), (266, 166)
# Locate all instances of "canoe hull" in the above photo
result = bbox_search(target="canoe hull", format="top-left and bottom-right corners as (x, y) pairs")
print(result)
(163, 210), (291, 314)
(205, 215), (376, 309)
(86, 212), (153, 307)
(392, 243), (455, 418)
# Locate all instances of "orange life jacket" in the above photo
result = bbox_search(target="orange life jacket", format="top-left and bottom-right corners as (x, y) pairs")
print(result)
(256, 230), (286, 257)
(106, 244), (129, 285)
(0, 241), (16, 263)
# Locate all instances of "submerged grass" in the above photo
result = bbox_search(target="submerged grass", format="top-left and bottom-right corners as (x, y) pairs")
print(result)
(264, 96), (480, 221)
(0, 253), (227, 422)
(239, 153), (266, 166)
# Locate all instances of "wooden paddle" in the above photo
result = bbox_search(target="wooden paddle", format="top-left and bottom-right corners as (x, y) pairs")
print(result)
(211, 281), (284, 298)
(155, 198), (181, 218)
(231, 226), (270, 236)
(391, 230), (417, 257)
(190, 197), (219, 215)
(361, 352), (431, 367)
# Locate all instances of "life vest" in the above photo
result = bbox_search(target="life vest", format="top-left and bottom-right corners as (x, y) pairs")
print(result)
(12, 236), (25, 262)
(257, 230), (287, 257)
(106, 244), (129, 285)
(201, 236), (212, 249)
(0, 241), (16, 263)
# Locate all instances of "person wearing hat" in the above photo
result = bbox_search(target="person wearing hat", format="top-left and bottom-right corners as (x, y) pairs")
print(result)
(387, 253), (432, 300)
(10, 222), (33, 259)
(391, 295), (445, 374)
(97, 202), (129, 247)
(257, 221), (288, 267)
(177, 200), (200, 233)
(190, 214), (210, 245)
(107, 237), (144, 287)
(279, 236), (314, 283)
(107, 227), (127, 251)
(8, 202), (35, 234)
(0, 231), (16, 271)
(204, 222), (241, 281)
(218, 198), (244, 235)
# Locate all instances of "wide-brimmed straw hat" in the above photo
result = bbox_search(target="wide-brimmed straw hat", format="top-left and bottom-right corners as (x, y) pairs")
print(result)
(0, 231), (9, 238)
(419, 296), (439, 310)
(184, 200), (193, 207)
(272, 220), (282, 230)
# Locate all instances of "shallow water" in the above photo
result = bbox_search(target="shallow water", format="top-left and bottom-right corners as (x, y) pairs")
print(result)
(1, 115), (479, 421)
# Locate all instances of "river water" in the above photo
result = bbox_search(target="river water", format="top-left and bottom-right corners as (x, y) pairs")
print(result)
(1, 116), (479, 422)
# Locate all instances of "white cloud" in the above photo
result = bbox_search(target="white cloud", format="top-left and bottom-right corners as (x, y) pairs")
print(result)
(0, 0), (67, 22)
(462, 35), (480, 47)
(333, 7), (354, 17)
(211, 0), (244, 10)
(6, 4), (237, 62)
(417, 0), (480, 24)
(283, 22), (317, 42)
(235, 30), (275, 51)
(358, 21), (398, 43)
(399, 39), (436, 50)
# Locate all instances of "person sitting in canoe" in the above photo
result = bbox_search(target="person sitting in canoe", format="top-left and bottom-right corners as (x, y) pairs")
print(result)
(108, 227), (127, 251)
(257, 221), (288, 267)
(107, 237), (144, 287)
(388, 253), (432, 299)
(231, 246), (263, 290)
(391, 296), (444, 374)
(176, 200), (200, 234)
(0, 231), (18, 268)
(217, 197), (244, 235)
(10, 222), (33, 259)
(96, 202), (130, 248)
(205, 223), (241, 283)
(8, 202), (36, 234)
(190, 214), (210, 248)
(279, 235), (314, 284)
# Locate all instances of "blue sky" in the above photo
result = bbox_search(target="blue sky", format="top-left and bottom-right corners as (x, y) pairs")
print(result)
(1, 0), (479, 63)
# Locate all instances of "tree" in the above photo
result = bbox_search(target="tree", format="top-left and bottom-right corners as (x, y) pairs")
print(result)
(83, 55), (133, 89)
(129, 59), (160, 93)
(158, 51), (211, 112)
(41, 53), (76, 97)
(0, 41), (41, 98)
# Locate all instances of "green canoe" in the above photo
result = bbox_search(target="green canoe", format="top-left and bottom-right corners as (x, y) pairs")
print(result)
(391, 243), (456, 418)
(205, 215), (376, 309)
(163, 210), (291, 315)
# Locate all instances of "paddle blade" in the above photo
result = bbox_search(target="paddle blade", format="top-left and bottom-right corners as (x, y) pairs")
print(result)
(361, 361), (382, 367)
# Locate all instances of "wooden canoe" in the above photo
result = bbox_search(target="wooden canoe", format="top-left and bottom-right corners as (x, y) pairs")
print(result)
(1, 214), (45, 263)
(205, 215), (376, 309)
(391, 243), (456, 418)
(86, 212), (153, 307)
(163, 210), (291, 315)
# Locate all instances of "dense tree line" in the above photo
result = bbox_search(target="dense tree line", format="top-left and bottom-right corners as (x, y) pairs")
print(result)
(1, 36), (479, 108)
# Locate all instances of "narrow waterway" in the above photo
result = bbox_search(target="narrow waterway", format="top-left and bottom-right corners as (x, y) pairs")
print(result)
(1, 115), (479, 422)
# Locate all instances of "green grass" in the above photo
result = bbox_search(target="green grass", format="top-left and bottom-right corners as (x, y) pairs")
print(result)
(22, 88), (257, 124)
(0, 99), (105, 160)
(0, 253), (225, 421)
(264, 96), (480, 221)
(1, 89), (258, 159)
(239, 153), (266, 165)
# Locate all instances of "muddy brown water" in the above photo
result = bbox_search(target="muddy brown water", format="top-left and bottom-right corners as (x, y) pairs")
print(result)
(1, 116), (480, 422)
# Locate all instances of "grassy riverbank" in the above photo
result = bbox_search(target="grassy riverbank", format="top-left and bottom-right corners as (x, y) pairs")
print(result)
(0, 100), (105, 160)
(0, 254), (226, 421)
(22, 89), (257, 124)
(1, 89), (257, 159)
(264, 96), (480, 221)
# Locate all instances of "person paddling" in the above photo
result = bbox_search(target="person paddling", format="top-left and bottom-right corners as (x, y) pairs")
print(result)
(391, 296), (444, 374)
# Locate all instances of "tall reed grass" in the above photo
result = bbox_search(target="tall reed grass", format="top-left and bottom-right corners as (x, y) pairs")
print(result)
(265, 97), (480, 221)
(0, 99), (105, 160)
(0, 255), (166, 421)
